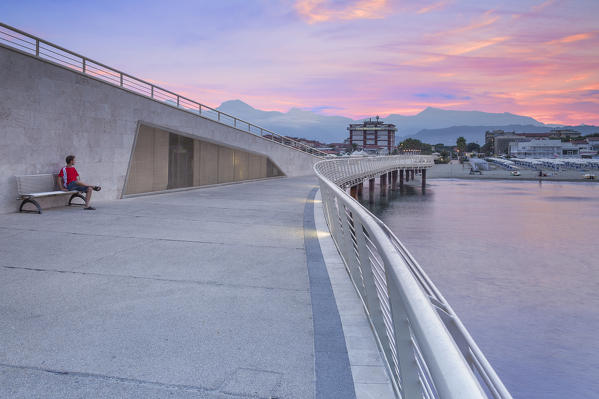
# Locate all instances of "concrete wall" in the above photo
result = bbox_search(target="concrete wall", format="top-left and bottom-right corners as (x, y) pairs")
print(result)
(123, 124), (278, 195)
(0, 45), (318, 213)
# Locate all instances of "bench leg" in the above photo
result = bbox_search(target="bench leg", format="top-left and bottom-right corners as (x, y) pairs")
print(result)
(68, 193), (86, 206)
(20, 198), (42, 214)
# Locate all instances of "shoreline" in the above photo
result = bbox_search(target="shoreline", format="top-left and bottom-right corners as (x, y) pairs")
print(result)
(427, 162), (599, 183)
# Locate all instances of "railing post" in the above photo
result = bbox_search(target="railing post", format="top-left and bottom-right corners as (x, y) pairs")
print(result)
(82, 58), (86, 73)
(151, 85), (154, 98)
(35, 40), (39, 56)
(338, 203), (355, 269)
(218, 112), (221, 121)
(177, 96), (180, 107)
(387, 274), (423, 398)
(120, 73), (123, 87)
(198, 104), (202, 115)
(354, 218), (394, 377)
(234, 118), (237, 128)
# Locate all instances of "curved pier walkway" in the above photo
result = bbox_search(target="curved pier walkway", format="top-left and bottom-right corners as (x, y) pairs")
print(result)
(0, 176), (357, 399)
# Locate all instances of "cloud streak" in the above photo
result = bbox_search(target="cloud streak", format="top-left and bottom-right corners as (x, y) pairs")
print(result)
(546, 32), (595, 45)
(417, 1), (449, 14)
(294, 0), (388, 23)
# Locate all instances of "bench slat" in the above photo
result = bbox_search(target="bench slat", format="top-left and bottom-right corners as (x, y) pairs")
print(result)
(16, 174), (58, 196)
(20, 190), (78, 198)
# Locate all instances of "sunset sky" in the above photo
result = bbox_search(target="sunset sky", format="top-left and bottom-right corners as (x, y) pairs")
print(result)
(2, 0), (598, 125)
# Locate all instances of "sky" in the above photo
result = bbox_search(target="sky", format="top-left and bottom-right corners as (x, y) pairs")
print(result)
(1, 0), (599, 125)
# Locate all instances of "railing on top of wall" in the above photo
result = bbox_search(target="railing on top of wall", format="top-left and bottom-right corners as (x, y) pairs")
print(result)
(314, 155), (513, 399)
(0, 22), (327, 159)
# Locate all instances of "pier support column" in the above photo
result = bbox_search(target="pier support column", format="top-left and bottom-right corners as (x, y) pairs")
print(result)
(380, 174), (387, 196)
(399, 170), (404, 188)
(411, 169), (415, 180)
(421, 169), (427, 190)
(350, 185), (358, 199)
(357, 182), (364, 198)
(391, 170), (398, 191)
(369, 178), (375, 203)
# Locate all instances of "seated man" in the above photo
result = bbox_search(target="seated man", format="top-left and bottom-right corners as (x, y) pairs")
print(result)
(58, 154), (101, 210)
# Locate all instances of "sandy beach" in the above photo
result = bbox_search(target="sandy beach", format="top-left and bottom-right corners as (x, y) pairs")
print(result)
(427, 161), (599, 182)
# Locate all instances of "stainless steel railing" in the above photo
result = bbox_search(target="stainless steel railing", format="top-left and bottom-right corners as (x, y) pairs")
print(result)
(316, 155), (434, 188)
(0, 22), (327, 158)
(314, 156), (512, 399)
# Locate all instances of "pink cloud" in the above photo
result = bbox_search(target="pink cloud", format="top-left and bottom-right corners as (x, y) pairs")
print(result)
(546, 32), (595, 45)
(417, 1), (450, 14)
(294, 0), (388, 24)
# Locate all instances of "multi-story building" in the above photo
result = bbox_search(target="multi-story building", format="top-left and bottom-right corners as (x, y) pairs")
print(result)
(348, 116), (396, 155)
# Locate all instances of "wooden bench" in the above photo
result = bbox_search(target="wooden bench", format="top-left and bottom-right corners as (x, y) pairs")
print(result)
(16, 174), (86, 214)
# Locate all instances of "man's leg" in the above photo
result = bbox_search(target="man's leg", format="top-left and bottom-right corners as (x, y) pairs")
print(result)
(78, 181), (101, 191)
(85, 186), (92, 208)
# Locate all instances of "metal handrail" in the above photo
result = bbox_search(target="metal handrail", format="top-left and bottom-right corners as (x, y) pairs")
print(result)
(314, 156), (512, 399)
(0, 22), (327, 158)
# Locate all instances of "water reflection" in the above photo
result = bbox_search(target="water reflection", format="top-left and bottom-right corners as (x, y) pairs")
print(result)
(368, 179), (599, 399)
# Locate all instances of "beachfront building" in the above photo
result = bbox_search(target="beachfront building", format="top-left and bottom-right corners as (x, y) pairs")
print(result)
(486, 129), (583, 154)
(509, 139), (598, 158)
(348, 116), (396, 155)
(495, 134), (529, 154)
(509, 139), (563, 158)
(588, 137), (599, 152)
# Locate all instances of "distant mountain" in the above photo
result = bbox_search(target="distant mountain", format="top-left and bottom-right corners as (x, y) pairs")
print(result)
(216, 100), (598, 145)
(387, 107), (543, 138)
(217, 100), (353, 143)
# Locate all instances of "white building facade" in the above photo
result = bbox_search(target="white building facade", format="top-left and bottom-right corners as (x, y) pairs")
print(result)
(509, 139), (563, 158)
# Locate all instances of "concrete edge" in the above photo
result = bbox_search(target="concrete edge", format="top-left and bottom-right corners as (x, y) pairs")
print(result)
(121, 176), (287, 199)
(312, 190), (397, 399)
(304, 188), (356, 399)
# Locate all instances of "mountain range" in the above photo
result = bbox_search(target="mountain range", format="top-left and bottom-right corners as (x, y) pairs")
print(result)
(216, 100), (598, 145)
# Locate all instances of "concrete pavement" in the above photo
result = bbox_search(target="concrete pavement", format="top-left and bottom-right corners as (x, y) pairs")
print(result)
(0, 176), (352, 398)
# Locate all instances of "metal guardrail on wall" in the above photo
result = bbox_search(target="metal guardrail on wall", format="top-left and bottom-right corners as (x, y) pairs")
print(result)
(0, 22), (327, 158)
(315, 155), (513, 399)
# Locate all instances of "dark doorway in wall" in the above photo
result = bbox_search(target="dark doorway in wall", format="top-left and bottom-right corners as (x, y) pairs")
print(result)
(168, 133), (194, 189)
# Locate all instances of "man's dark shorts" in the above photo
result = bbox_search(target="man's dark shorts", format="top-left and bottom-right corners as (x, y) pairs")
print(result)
(66, 181), (88, 192)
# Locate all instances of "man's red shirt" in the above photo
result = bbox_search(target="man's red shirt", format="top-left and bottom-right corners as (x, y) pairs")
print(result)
(58, 166), (79, 187)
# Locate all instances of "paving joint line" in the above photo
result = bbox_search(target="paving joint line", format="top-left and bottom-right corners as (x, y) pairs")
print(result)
(0, 227), (304, 250)
(0, 363), (271, 399)
(1, 265), (309, 293)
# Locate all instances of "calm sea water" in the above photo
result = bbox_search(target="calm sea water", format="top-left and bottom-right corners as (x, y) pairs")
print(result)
(361, 179), (599, 399)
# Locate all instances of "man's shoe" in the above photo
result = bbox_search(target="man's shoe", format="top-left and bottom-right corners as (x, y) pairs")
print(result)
(93, 186), (101, 191)
(84, 206), (96, 210)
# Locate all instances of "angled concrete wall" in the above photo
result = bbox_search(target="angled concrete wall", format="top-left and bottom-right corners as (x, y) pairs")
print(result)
(0, 45), (318, 214)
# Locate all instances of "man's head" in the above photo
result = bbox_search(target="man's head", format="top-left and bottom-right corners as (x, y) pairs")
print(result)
(66, 155), (76, 165)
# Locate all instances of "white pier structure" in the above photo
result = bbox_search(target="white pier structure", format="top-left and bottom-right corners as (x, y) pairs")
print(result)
(315, 156), (513, 399)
